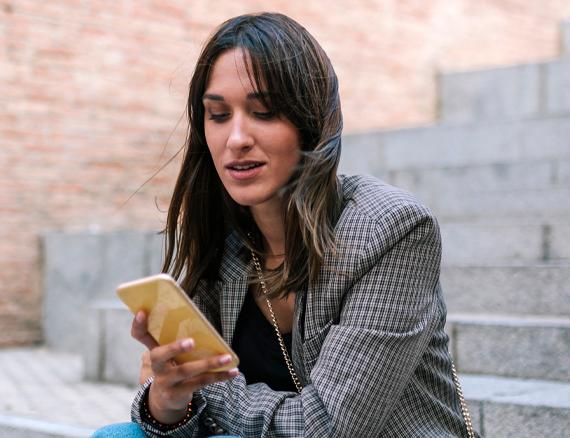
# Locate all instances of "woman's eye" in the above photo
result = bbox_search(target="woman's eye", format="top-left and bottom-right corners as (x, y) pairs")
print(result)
(254, 111), (276, 120)
(208, 113), (229, 122)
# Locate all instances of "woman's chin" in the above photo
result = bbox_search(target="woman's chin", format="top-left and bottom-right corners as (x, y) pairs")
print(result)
(227, 191), (279, 210)
(231, 197), (265, 208)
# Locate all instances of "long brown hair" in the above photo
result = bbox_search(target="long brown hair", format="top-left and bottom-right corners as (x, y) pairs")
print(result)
(162, 12), (343, 298)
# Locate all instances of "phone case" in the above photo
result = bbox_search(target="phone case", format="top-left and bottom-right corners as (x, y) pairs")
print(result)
(116, 273), (239, 371)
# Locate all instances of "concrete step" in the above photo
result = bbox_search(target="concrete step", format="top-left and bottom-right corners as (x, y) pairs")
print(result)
(447, 314), (570, 381)
(404, 187), (570, 221)
(41, 230), (163, 353)
(389, 159), (570, 198)
(462, 374), (570, 438)
(384, 161), (570, 220)
(340, 115), (570, 174)
(419, 186), (570, 219)
(0, 347), (135, 435)
(0, 415), (93, 438)
(438, 58), (570, 123)
(439, 63), (541, 124)
(84, 301), (145, 387)
(546, 58), (570, 117)
(441, 265), (570, 316)
(440, 220), (570, 264)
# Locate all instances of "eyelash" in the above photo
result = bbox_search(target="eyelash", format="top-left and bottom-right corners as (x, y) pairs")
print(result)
(254, 111), (276, 120)
(209, 113), (229, 122)
(207, 111), (276, 122)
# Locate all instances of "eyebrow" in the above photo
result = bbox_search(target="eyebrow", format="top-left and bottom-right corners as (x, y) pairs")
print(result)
(202, 91), (271, 102)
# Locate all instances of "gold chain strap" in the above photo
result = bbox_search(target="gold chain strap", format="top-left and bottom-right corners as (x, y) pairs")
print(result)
(450, 360), (476, 437)
(249, 240), (475, 437)
(250, 250), (304, 393)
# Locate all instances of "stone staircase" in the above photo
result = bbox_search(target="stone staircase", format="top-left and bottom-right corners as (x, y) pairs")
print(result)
(341, 20), (570, 438)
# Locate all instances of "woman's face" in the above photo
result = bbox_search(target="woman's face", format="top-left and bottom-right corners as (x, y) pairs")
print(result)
(203, 49), (301, 212)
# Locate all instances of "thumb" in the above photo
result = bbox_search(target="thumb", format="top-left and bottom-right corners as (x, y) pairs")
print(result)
(131, 310), (160, 350)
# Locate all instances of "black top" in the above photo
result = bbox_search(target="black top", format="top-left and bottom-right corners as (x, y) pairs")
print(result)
(232, 291), (296, 392)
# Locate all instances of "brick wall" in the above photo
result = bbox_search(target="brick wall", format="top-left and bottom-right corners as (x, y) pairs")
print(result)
(1, 0), (569, 345)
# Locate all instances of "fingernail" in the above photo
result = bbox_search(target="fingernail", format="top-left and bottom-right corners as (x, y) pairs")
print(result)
(136, 312), (144, 323)
(181, 338), (194, 349)
(219, 354), (232, 365)
(228, 368), (239, 377)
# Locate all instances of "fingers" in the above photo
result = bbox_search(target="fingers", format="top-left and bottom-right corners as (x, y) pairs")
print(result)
(174, 353), (237, 383)
(174, 370), (239, 395)
(131, 311), (159, 350)
(150, 338), (238, 384)
(150, 337), (195, 375)
(147, 341), (239, 415)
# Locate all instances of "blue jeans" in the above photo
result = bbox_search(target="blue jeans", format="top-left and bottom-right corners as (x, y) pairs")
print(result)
(91, 423), (146, 438)
(92, 422), (239, 437)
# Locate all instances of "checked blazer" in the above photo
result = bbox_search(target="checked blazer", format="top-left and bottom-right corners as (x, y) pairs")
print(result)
(131, 174), (478, 437)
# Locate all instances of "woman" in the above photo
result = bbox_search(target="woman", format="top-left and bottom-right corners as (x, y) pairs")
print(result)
(95, 12), (477, 438)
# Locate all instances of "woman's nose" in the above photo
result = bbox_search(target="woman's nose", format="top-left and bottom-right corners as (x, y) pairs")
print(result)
(226, 114), (254, 151)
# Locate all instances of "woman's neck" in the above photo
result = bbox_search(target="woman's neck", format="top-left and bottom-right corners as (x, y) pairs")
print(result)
(250, 200), (285, 257)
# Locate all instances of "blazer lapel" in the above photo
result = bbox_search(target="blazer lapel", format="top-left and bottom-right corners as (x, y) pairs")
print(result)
(219, 232), (250, 345)
(292, 287), (309, 385)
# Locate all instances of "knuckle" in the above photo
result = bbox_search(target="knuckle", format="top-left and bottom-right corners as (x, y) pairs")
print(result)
(174, 365), (187, 381)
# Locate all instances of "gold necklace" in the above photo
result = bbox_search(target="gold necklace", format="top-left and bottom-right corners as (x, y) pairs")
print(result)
(450, 361), (476, 438)
(250, 250), (303, 393)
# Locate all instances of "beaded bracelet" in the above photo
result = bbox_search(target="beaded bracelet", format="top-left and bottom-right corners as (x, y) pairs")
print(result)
(142, 390), (193, 432)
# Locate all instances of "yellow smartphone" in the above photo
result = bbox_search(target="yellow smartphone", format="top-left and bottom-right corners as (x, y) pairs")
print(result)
(117, 273), (239, 371)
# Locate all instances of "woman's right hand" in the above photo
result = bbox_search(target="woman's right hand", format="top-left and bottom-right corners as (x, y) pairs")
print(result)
(131, 310), (239, 424)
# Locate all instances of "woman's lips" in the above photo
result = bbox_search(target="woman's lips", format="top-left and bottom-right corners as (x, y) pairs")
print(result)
(226, 163), (265, 180)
